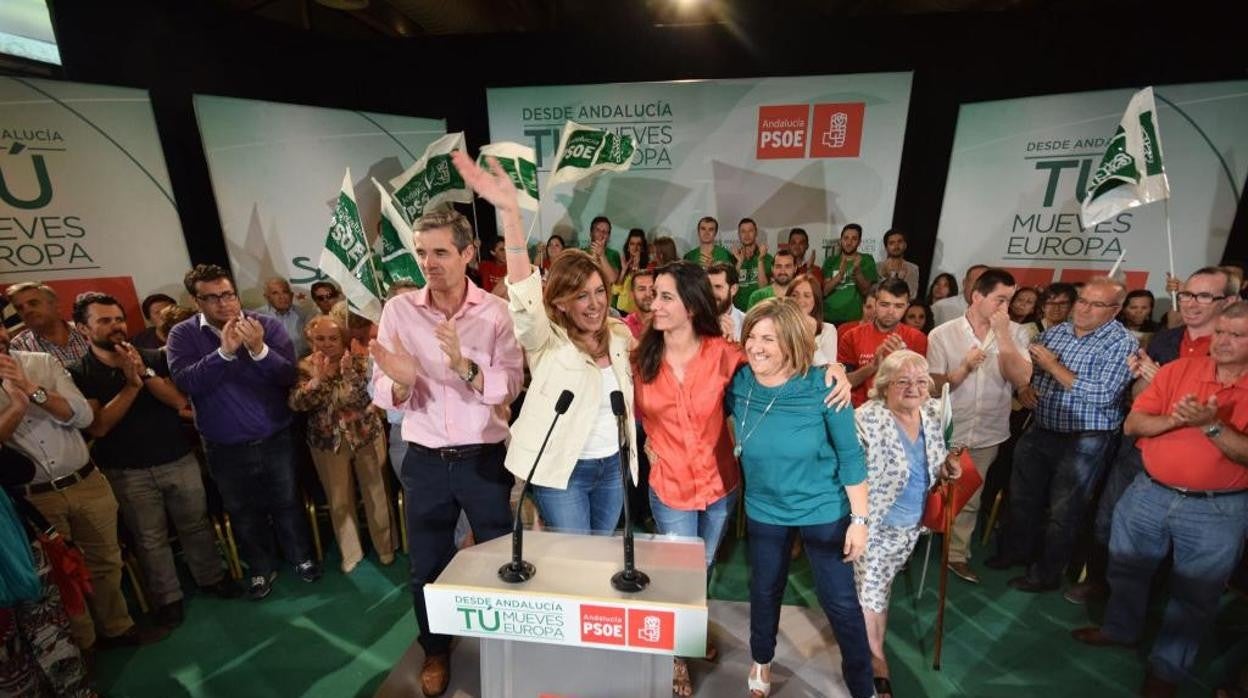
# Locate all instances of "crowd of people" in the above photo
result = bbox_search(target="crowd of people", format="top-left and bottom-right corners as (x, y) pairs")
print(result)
(0, 149), (1246, 698)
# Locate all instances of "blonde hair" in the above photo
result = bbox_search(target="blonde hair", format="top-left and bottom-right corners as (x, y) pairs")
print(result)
(544, 249), (610, 358)
(740, 298), (814, 376)
(304, 313), (347, 342)
(869, 349), (933, 401)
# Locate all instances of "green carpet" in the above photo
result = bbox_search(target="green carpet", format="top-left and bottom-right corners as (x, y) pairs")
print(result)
(95, 535), (1248, 697)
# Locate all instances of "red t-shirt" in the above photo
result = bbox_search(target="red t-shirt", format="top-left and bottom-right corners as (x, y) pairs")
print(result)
(837, 322), (929, 407)
(479, 261), (507, 293)
(1135, 356), (1248, 491)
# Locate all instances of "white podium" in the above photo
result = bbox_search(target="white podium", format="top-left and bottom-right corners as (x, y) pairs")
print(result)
(424, 530), (708, 698)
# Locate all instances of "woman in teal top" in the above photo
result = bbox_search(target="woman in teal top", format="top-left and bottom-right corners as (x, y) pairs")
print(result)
(728, 298), (873, 698)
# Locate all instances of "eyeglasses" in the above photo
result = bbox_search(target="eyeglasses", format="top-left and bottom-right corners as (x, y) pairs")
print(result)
(1176, 291), (1228, 305)
(890, 378), (926, 390)
(313, 293), (338, 302)
(195, 291), (237, 305)
(1074, 297), (1119, 310)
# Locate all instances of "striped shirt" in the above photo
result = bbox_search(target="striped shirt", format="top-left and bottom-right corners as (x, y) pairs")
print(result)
(10, 323), (91, 366)
(1032, 320), (1137, 432)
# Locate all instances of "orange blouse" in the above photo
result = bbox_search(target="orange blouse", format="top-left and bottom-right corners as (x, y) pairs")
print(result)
(634, 336), (745, 510)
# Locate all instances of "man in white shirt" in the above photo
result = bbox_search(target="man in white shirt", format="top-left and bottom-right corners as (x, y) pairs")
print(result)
(931, 264), (989, 327)
(708, 262), (745, 342)
(928, 268), (1033, 583)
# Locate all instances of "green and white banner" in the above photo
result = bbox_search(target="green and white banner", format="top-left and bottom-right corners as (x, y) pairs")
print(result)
(194, 95), (445, 305)
(547, 121), (635, 189)
(487, 73), (912, 257)
(388, 131), (471, 222)
(374, 178), (424, 288)
(478, 142), (540, 212)
(319, 170), (383, 322)
(934, 80), (1248, 294)
(1081, 87), (1170, 228)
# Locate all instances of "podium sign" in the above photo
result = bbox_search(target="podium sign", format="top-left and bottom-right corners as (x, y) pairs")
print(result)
(425, 530), (708, 657)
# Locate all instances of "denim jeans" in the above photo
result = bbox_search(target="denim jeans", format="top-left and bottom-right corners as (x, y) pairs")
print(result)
(1003, 425), (1117, 585)
(648, 488), (737, 569)
(203, 428), (312, 578)
(401, 442), (513, 656)
(747, 515), (875, 698)
(531, 452), (623, 535)
(1093, 435), (1144, 546)
(1102, 473), (1248, 684)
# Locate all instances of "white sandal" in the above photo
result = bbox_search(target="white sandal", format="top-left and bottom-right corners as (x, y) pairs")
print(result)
(748, 662), (771, 697)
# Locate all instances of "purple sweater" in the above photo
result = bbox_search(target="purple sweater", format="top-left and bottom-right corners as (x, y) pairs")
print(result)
(166, 311), (297, 445)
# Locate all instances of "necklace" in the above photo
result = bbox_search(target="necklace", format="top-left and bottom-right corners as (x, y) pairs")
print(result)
(733, 381), (779, 458)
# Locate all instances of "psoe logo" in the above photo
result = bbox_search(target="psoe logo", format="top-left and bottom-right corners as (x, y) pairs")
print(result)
(626, 608), (674, 651)
(580, 604), (625, 646)
(756, 105), (809, 160)
(809, 103), (865, 158)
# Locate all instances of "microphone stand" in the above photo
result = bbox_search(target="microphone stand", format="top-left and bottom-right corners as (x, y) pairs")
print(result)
(610, 395), (650, 593)
(499, 391), (572, 583)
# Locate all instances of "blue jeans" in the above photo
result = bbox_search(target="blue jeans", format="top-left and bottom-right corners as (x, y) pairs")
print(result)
(531, 453), (623, 535)
(747, 516), (875, 698)
(649, 488), (737, 569)
(203, 428), (312, 577)
(1003, 425), (1117, 585)
(1102, 474), (1248, 683)
(401, 442), (513, 656)
(1094, 435), (1145, 546)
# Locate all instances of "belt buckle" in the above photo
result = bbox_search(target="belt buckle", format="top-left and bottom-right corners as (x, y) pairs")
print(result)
(441, 447), (460, 460)
(48, 473), (75, 492)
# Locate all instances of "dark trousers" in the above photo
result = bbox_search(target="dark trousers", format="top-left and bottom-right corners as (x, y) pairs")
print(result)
(747, 515), (875, 698)
(401, 442), (513, 656)
(203, 428), (313, 577)
(1003, 425), (1117, 585)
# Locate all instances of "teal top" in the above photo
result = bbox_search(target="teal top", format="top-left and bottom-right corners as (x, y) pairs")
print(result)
(728, 366), (867, 526)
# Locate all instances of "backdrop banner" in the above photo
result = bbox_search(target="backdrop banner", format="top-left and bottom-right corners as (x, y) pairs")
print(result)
(933, 80), (1248, 294)
(486, 73), (912, 258)
(0, 76), (190, 333)
(194, 95), (445, 306)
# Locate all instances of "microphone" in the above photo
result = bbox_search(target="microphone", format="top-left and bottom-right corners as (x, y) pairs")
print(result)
(499, 389), (574, 583)
(609, 389), (650, 593)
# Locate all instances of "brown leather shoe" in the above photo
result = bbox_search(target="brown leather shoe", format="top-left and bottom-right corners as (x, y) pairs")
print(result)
(948, 561), (980, 584)
(420, 653), (450, 697)
(1071, 626), (1135, 649)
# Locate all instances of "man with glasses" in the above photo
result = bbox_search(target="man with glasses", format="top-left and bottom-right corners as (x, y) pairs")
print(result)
(166, 264), (320, 601)
(310, 281), (341, 315)
(989, 276), (1137, 594)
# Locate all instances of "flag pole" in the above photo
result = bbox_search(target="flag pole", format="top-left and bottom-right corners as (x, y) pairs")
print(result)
(1107, 248), (1127, 279)
(1164, 195), (1177, 307)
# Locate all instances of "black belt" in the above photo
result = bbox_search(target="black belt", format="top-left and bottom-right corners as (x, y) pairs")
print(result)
(24, 462), (96, 495)
(409, 442), (500, 461)
(1146, 473), (1247, 499)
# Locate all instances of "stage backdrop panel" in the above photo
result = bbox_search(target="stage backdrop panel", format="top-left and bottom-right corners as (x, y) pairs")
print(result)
(934, 80), (1248, 294)
(0, 76), (189, 334)
(194, 95), (445, 306)
(486, 72), (912, 258)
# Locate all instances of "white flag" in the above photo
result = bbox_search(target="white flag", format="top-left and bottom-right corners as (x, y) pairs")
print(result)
(319, 169), (383, 322)
(389, 132), (472, 222)
(546, 121), (635, 189)
(478, 142), (540, 212)
(1080, 87), (1170, 228)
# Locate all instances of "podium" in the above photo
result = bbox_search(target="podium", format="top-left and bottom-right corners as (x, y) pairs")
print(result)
(424, 529), (708, 698)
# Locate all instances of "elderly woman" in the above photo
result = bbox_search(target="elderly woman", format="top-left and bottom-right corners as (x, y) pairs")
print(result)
(730, 299), (872, 698)
(289, 314), (395, 573)
(853, 350), (960, 698)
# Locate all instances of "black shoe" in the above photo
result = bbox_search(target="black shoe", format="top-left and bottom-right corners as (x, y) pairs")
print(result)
(153, 600), (184, 628)
(295, 559), (322, 583)
(95, 623), (171, 649)
(984, 555), (1021, 570)
(248, 571), (277, 600)
(1007, 575), (1060, 593)
(200, 578), (243, 599)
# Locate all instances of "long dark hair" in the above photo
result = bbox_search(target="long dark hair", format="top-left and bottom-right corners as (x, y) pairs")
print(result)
(634, 261), (721, 383)
(623, 228), (650, 270)
(926, 272), (958, 306)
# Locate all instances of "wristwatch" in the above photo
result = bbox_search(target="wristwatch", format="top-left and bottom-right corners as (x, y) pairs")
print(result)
(460, 360), (480, 383)
(142, 367), (157, 380)
(28, 387), (47, 405)
(850, 514), (868, 527)
(1204, 422), (1224, 439)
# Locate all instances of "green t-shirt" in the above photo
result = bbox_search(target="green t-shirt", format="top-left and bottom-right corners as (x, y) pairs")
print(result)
(734, 253), (773, 311)
(746, 284), (776, 309)
(683, 245), (734, 267)
(821, 253), (878, 323)
(584, 246), (621, 271)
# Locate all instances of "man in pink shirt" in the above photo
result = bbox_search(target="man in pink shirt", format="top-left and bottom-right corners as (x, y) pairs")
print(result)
(370, 209), (524, 698)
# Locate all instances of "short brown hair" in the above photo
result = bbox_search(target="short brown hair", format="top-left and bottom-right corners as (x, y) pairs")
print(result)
(741, 298), (815, 376)
(183, 264), (234, 296)
(545, 249), (610, 358)
(416, 209), (474, 252)
(4, 281), (56, 302)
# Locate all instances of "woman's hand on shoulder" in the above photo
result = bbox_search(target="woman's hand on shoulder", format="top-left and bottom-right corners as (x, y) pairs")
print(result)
(822, 362), (851, 410)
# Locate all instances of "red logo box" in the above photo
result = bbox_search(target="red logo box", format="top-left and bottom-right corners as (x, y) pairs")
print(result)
(809, 102), (865, 158)
(627, 608), (674, 651)
(756, 104), (810, 159)
(580, 605), (626, 646)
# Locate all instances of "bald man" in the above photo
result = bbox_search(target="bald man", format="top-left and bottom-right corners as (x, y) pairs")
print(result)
(258, 278), (311, 356)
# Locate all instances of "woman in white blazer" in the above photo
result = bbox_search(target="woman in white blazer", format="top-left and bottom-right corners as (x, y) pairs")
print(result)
(454, 151), (637, 535)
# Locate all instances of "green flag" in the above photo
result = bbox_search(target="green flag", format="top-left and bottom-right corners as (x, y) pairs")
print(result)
(478, 142), (540, 212)
(388, 132), (472, 222)
(319, 169), (383, 322)
(373, 178), (425, 289)
(546, 121), (635, 189)
(1080, 87), (1170, 227)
